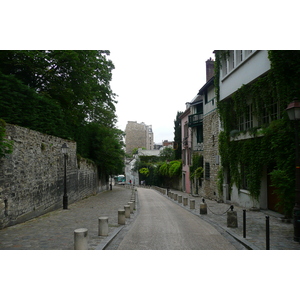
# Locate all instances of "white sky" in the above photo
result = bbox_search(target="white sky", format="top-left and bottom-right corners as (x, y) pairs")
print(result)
(3, 1), (297, 145)
(110, 48), (215, 143)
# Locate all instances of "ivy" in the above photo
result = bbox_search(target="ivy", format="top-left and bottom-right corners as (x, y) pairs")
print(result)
(0, 119), (13, 158)
(215, 50), (299, 216)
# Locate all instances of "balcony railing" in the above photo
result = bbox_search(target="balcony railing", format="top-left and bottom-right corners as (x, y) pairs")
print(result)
(188, 113), (203, 127)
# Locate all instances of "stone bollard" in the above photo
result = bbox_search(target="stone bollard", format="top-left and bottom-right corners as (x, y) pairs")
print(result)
(74, 228), (88, 250)
(174, 194), (178, 201)
(98, 217), (109, 236)
(190, 199), (195, 209)
(183, 197), (188, 206)
(227, 206), (238, 228)
(178, 195), (182, 204)
(124, 205), (131, 218)
(131, 200), (136, 210)
(128, 201), (134, 213)
(200, 202), (207, 214)
(118, 209), (125, 225)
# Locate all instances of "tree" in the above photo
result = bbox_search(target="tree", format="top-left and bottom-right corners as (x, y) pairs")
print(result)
(0, 50), (124, 178)
(174, 111), (182, 160)
(159, 147), (175, 161)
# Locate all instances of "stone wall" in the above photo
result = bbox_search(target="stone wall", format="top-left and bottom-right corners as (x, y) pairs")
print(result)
(0, 124), (103, 229)
(201, 111), (220, 201)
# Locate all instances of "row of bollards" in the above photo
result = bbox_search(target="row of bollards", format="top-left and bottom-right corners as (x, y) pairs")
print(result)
(74, 190), (137, 250)
(154, 186), (272, 250)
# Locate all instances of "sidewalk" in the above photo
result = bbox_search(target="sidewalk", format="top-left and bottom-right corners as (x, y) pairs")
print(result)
(0, 186), (137, 250)
(158, 187), (300, 250)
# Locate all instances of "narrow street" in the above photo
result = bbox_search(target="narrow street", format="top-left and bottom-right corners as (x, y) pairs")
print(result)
(112, 188), (237, 250)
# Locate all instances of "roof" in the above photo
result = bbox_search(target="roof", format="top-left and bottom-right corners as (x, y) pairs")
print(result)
(198, 76), (215, 96)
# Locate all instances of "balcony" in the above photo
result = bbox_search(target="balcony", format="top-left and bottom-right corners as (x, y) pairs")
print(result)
(188, 113), (203, 127)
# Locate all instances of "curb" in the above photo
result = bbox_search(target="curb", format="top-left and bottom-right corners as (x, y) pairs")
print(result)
(158, 189), (259, 250)
(95, 188), (140, 250)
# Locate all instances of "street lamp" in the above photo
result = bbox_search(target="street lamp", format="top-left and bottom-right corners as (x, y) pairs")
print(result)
(286, 97), (300, 242)
(61, 143), (69, 209)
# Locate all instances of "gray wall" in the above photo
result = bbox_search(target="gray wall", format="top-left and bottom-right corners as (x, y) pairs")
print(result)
(0, 124), (103, 229)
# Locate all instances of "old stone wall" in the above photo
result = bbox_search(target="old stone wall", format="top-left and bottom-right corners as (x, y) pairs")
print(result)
(0, 124), (102, 229)
(201, 111), (220, 201)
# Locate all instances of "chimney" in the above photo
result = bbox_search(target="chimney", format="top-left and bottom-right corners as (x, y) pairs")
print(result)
(206, 57), (214, 82)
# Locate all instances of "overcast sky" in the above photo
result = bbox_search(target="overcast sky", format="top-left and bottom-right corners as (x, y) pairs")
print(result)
(110, 48), (215, 144)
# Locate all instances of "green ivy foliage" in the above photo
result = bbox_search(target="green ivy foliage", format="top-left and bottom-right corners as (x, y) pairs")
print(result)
(215, 50), (299, 216)
(0, 119), (13, 158)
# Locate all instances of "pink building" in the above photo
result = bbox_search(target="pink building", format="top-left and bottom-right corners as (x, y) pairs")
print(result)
(179, 106), (192, 194)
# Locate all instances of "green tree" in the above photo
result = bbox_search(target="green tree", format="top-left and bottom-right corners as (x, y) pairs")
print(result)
(0, 50), (124, 178)
(174, 111), (182, 160)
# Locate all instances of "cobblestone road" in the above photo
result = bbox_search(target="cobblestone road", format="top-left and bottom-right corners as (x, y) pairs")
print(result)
(0, 186), (133, 250)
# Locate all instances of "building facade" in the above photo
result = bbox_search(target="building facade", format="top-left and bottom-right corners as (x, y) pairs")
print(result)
(125, 121), (154, 154)
(217, 50), (272, 209)
(189, 58), (220, 200)
(180, 106), (191, 193)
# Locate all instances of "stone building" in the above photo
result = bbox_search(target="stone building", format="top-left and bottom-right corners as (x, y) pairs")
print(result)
(188, 58), (220, 200)
(180, 105), (192, 194)
(125, 121), (154, 154)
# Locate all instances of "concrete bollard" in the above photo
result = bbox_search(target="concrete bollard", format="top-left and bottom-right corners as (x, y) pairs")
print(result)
(130, 200), (136, 210)
(200, 203), (207, 214)
(74, 228), (88, 250)
(178, 195), (182, 203)
(124, 205), (131, 218)
(98, 217), (108, 236)
(227, 210), (238, 228)
(174, 194), (178, 201)
(183, 197), (188, 206)
(118, 209), (126, 225)
(128, 201), (134, 213)
(190, 199), (195, 209)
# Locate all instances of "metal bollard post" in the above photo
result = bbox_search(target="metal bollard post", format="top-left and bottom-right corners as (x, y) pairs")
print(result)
(266, 216), (270, 250)
(98, 217), (109, 236)
(74, 228), (88, 250)
(243, 210), (246, 238)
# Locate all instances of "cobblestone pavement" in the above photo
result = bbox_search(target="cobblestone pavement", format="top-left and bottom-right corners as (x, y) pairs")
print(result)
(157, 187), (300, 250)
(0, 186), (135, 250)
(2, 184), (300, 250)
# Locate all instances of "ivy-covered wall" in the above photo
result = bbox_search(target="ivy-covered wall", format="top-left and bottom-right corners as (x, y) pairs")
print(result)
(215, 51), (299, 217)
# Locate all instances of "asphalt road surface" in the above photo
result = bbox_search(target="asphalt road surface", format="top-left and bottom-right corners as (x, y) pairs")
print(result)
(115, 188), (237, 250)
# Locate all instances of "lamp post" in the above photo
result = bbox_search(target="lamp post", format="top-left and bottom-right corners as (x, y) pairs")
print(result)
(286, 97), (300, 242)
(61, 143), (69, 209)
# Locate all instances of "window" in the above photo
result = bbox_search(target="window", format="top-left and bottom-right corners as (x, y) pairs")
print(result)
(239, 104), (253, 131)
(260, 101), (279, 126)
(205, 162), (210, 179)
(197, 124), (203, 143)
(241, 164), (249, 190)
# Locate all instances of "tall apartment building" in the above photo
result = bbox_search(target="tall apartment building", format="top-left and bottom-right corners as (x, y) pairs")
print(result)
(125, 121), (154, 154)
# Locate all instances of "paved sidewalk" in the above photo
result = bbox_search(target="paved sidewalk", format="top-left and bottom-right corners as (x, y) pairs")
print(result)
(0, 186), (136, 250)
(154, 187), (300, 250)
